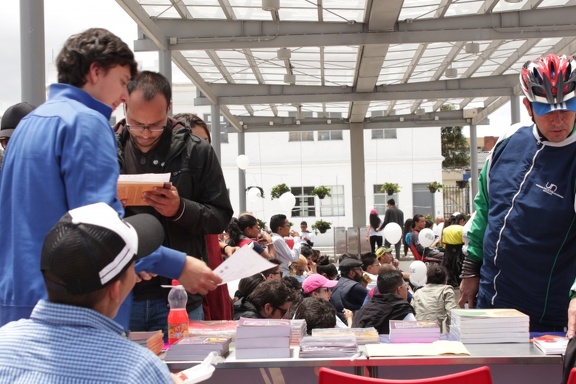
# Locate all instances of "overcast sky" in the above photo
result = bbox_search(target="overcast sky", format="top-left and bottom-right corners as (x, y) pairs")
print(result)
(0, 0), (529, 137)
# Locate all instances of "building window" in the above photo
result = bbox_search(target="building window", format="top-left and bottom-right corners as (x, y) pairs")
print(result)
(318, 130), (343, 141)
(203, 113), (229, 143)
(289, 131), (314, 142)
(372, 129), (397, 139)
(373, 184), (397, 214)
(319, 185), (345, 216)
(291, 186), (315, 217)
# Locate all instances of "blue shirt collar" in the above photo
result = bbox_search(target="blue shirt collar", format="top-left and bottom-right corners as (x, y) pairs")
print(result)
(48, 83), (113, 120)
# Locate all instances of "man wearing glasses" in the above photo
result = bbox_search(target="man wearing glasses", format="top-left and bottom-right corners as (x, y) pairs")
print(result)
(233, 280), (295, 320)
(115, 71), (233, 335)
(330, 257), (368, 324)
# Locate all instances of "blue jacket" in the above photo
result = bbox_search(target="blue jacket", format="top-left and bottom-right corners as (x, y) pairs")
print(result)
(0, 84), (185, 328)
(467, 123), (576, 327)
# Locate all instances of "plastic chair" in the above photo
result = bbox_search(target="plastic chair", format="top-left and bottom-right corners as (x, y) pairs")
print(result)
(318, 366), (493, 384)
(567, 368), (576, 384)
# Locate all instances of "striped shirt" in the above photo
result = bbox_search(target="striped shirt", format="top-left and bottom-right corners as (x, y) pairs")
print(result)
(0, 300), (172, 383)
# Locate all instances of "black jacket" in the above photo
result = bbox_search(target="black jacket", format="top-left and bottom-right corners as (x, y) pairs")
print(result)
(352, 293), (414, 334)
(116, 118), (233, 304)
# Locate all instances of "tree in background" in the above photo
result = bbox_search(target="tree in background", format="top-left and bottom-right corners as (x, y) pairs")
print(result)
(441, 126), (470, 168)
(440, 105), (470, 168)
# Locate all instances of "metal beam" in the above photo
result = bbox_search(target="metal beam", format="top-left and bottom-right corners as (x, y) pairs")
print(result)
(193, 74), (517, 105)
(132, 7), (576, 51)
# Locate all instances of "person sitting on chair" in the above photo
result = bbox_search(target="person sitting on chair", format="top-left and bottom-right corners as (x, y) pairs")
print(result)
(352, 269), (415, 334)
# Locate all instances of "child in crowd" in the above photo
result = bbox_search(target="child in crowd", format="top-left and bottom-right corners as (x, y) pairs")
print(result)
(411, 265), (457, 333)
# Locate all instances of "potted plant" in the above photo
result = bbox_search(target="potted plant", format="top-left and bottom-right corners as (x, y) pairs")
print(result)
(428, 181), (443, 193)
(270, 183), (290, 200)
(312, 219), (332, 234)
(456, 180), (468, 189)
(380, 182), (401, 195)
(311, 186), (332, 199)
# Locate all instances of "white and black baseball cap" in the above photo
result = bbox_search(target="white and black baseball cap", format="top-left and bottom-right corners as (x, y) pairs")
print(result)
(41, 202), (164, 295)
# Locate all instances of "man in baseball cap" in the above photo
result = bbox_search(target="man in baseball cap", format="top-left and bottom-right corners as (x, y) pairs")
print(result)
(0, 102), (36, 167)
(0, 203), (176, 383)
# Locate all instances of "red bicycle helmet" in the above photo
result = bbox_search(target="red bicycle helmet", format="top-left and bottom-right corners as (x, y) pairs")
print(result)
(520, 54), (576, 104)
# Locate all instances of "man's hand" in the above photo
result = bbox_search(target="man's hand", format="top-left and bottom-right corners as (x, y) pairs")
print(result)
(458, 277), (479, 308)
(143, 184), (181, 217)
(171, 373), (185, 384)
(178, 256), (222, 295)
(567, 298), (576, 339)
(135, 271), (158, 283)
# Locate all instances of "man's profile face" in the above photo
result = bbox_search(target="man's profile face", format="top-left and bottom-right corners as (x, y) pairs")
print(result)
(524, 98), (576, 143)
(87, 64), (131, 111)
(278, 219), (291, 236)
(125, 89), (169, 153)
(415, 217), (426, 230)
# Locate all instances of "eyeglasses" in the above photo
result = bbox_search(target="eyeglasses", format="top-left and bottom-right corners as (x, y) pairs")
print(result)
(274, 306), (289, 317)
(125, 123), (166, 133)
(0, 138), (8, 150)
(371, 262), (381, 267)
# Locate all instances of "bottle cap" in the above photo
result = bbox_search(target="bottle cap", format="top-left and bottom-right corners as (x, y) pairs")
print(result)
(172, 279), (180, 286)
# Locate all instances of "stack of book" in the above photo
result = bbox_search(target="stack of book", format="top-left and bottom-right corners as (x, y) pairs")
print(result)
(311, 327), (380, 344)
(188, 320), (238, 340)
(235, 317), (291, 359)
(532, 334), (569, 355)
(299, 335), (358, 358)
(389, 320), (441, 343)
(164, 336), (232, 361)
(290, 319), (307, 346)
(450, 308), (530, 343)
(128, 330), (164, 355)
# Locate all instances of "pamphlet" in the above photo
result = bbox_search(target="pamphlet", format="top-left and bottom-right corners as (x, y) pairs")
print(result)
(117, 173), (171, 206)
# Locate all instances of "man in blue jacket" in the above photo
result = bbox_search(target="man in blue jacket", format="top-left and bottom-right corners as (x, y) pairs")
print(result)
(459, 54), (576, 333)
(0, 28), (221, 329)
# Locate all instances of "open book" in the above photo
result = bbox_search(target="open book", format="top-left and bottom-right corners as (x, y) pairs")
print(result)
(365, 340), (470, 357)
(117, 173), (171, 206)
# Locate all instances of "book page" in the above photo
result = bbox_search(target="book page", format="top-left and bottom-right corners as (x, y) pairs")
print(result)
(365, 340), (470, 357)
(117, 173), (171, 206)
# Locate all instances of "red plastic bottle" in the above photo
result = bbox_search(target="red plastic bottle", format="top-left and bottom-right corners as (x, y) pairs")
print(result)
(167, 279), (189, 345)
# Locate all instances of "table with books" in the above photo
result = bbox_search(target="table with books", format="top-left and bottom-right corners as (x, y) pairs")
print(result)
(161, 312), (565, 384)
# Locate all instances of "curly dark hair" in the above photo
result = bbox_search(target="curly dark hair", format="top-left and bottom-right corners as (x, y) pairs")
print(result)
(56, 28), (138, 87)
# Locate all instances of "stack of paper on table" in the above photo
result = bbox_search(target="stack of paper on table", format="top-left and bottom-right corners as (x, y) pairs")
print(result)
(532, 335), (569, 355)
(365, 340), (470, 357)
(235, 317), (291, 359)
(299, 335), (358, 358)
(117, 173), (170, 206)
(450, 308), (529, 343)
(311, 327), (380, 345)
(165, 336), (232, 361)
(389, 320), (441, 343)
(290, 319), (307, 346)
(188, 320), (238, 340)
(129, 330), (164, 355)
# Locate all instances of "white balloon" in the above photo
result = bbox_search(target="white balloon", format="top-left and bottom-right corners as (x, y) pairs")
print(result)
(409, 260), (427, 287)
(236, 154), (250, 170)
(247, 187), (261, 204)
(418, 228), (435, 248)
(279, 192), (296, 211)
(383, 222), (402, 245)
